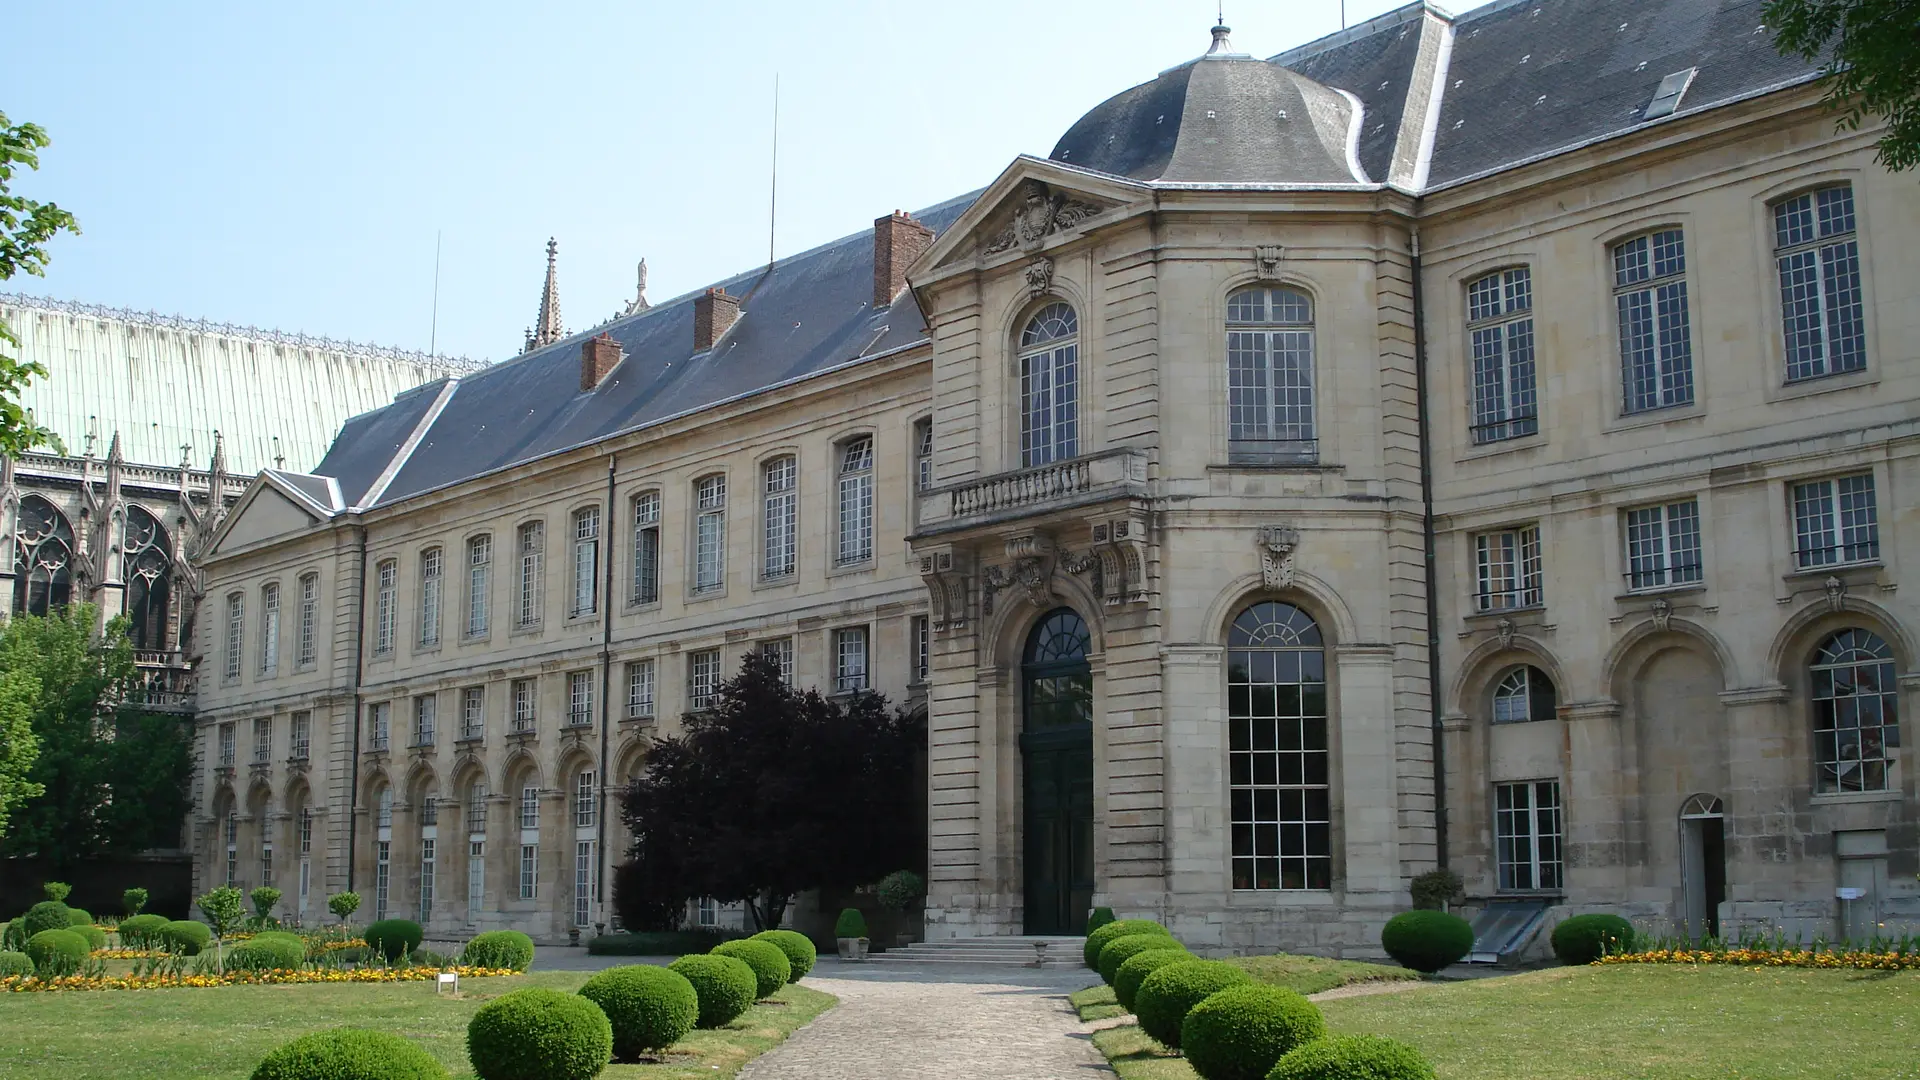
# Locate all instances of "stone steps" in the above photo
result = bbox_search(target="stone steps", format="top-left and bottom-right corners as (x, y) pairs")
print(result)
(865, 936), (1087, 967)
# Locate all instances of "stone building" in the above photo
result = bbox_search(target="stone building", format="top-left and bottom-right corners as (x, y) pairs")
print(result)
(193, 0), (1918, 954)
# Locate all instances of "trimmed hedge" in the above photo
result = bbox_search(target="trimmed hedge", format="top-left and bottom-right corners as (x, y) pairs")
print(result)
(365, 919), (426, 961)
(1134, 959), (1254, 1049)
(833, 908), (868, 939)
(750, 929), (817, 982)
(1180, 984), (1325, 1080)
(71, 923), (106, 951)
(711, 938), (790, 999)
(1380, 910), (1474, 974)
(251, 1028), (449, 1080)
(461, 930), (535, 972)
(25, 929), (90, 975)
(1267, 1034), (1436, 1080)
(466, 987), (612, 1080)
(1115, 946), (1196, 1013)
(118, 913), (169, 948)
(0, 950), (34, 977)
(669, 954), (758, 1029)
(66, 907), (94, 928)
(230, 933), (308, 972)
(1087, 906), (1116, 934)
(1550, 913), (1636, 965)
(586, 929), (741, 956)
(161, 920), (211, 955)
(1099, 932), (1185, 986)
(22, 901), (72, 939)
(1084, 918), (1172, 969)
(578, 964), (699, 1059)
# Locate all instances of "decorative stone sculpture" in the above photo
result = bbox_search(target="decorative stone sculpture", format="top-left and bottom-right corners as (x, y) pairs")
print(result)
(1258, 525), (1301, 589)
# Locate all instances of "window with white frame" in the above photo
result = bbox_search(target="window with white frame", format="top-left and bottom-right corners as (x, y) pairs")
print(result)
(631, 492), (661, 604)
(762, 456), (797, 579)
(516, 521), (544, 627)
(1792, 473), (1879, 569)
(1474, 525), (1543, 612)
(760, 638), (793, 686)
(461, 686), (484, 739)
(224, 592), (243, 680)
(837, 436), (875, 565)
(1228, 602), (1331, 890)
(1018, 302), (1079, 467)
(1466, 268), (1539, 444)
(574, 771), (596, 829)
(912, 615), (929, 684)
(466, 534), (491, 637)
(511, 678), (536, 733)
(1226, 286), (1317, 464)
(1612, 228), (1695, 413)
(914, 418), (933, 492)
(298, 806), (312, 913)
(467, 837), (485, 921)
(260, 582), (280, 675)
(571, 507), (599, 618)
(290, 711), (310, 760)
(1774, 184), (1866, 382)
(251, 717), (272, 764)
(261, 828), (273, 889)
(376, 786), (393, 830)
(466, 782), (489, 834)
(1624, 499), (1703, 591)
(696, 896), (718, 928)
(419, 835), (435, 923)
(224, 811), (238, 886)
(1811, 628), (1899, 794)
(413, 694), (436, 747)
(574, 839), (595, 926)
(688, 649), (721, 711)
(625, 660), (655, 719)
(374, 837), (390, 919)
(567, 670), (593, 727)
(367, 702), (390, 752)
(218, 721), (236, 766)
(297, 573), (318, 667)
(419, 548), (443, 647)
(1491, 666), (1557, 725)
(373, 560), (397, 656)
(1494, 780), (1563, 891)
(693, 476), (726, 593)
(519, 784), (540, 830)
(519, 843), (538, 900)
(834, 627), (869, 693)
(422, 794), (438, 825)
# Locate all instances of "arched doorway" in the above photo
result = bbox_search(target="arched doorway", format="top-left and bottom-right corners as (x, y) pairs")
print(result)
(1022, 607), (1093, 935)
(1679, 794), (1725, 940)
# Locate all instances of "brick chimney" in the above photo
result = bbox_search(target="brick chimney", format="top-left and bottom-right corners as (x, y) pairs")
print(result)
(874, 210), (935, 309)
(580, 332), (621, 391)
(693, 288), (741, 352)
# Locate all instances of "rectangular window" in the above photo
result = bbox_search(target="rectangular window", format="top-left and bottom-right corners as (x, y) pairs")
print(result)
(375, 840), (391, 919)
(697, 896), (718, 928)
(511, 678), (536, 733)
(519, 785), (540, 830)
(1226, 288), (1318, 464)
(760, 638), (793, 686)
(762, 457), (797, 579)
(625, 660), (656, 719)
(1624, 500), (1703, 591)
(419, 837), (435, 924)
(461, 686), (485, 740)
(1775, 185), (1866, 382)
(1475, 526), (1543, 612)
(1467, 267), (1539, 444)
(260, 583), (280, 675)
(225, 593), (243, 680)
(224, 813), (238, 886)
(374, 560), (397, 656)
(261, 839), (273, 890)
(368, 702), (390, 752)
(631, 493), (660, 605)
(575, 840), (595, 926)
(1793, 474), (1880, 569)
(571, 507), (599, 618)
(298, 808), (313, 911)
(915, 419), (933, 492)
(694, 476), (726, 593)
(516, 522), (544, 628)
(837, 437), (875, 565)
(912, 615), (930, 684)
(420, 548), (443, 647)
(218, 722), (236, 767)
(413, 694), (436, 747)
(1613, 229), (1695, 413)
(251, 717), (272, 764)
(1020, 312), (1081, 467)
(466, 534), (492, 637)
(1495, 780), (1564, 892)
(297, 574), (318, 667)
(467, 840), (485, 921)
(567, 670), (593, 727)
(688, 649), (721, 711)
(834, 627), (869, 694)
(466, 787), (489, 834)
(422, 795), (438, 826)
(519, 844), (537, 900)
(290, 711), (310, 760)
(575, 770), (596, 829)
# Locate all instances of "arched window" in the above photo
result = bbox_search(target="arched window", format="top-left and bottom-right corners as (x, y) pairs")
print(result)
(1491, 665), (1558, 724)
(1812, 629), (1899, 794)
(13, 495), (73, 615)
(1227, 602), (1329, 891)
(1226, 287), (1317, 464)
(124, 506), (171, 651)
(1018, 303), (1079, 467)
(1023, 608), (1092, 729)
(762, 456), (797, 579)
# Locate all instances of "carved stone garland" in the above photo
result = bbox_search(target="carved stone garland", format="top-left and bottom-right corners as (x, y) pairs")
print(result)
(984, 179), (1104, 255)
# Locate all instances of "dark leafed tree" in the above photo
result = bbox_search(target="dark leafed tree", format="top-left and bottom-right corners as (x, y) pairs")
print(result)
(0, 112), (78, 455)
(1767, 0), (1920, 172)
(616, 650), (922, 931)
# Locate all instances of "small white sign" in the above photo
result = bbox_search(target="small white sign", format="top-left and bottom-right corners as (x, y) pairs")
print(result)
(1836, 887), (1866, 900)
(437, 972), (459, 994)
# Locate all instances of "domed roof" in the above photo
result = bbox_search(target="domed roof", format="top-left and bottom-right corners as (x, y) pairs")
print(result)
(1049, 26), (1364, 185)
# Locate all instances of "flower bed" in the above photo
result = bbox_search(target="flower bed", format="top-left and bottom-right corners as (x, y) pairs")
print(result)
(2, 964), (517, 993)
(1599, 946), (1920, 971)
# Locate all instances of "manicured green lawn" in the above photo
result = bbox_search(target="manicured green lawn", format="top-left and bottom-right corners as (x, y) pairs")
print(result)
(1088, 964), (1920, 1080)
(0, 970), (835, 1080)
(1070, 953), (1413, 1021)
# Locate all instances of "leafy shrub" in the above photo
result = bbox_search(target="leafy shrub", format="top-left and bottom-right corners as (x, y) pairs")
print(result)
(1133, 959), (1253, 1049)
(1550, 913), (1636, 965)
(833, 907), (867, 938)
(1267, 1034), (1435, 1080)
(123, 888), (148, 917)
(877, 870), (925, 912)
(250, 887), (282, 922)
(0, 950), (34, 977)
(25, 929), (90, 975)
(1409, 868), (1464, 911)
(161, 920), (211, 955)
(578, 964), (699, 1058)
(71, 923), (106, 951)
(467, 987), (612, 1080)
(1380, 910), (1474, 974)
(1084, 918), (1172, 969)
(21, 901), (72, 939)
(199, 887), (247, 942)
(1087, 907), (1116, 934)
(587, 929), (742, 956)
(327, 892), (361, 921)
(1180, 984), (1325, 1080)
(365, 919), (425, 961)
(66, 907), (94, 927)
(118, 913), (169, 947)
(750, 929), (817, 981)
(1115, 946), (1194, 1012)
(461, 930), (535, 972)
(42, 881), (71, 902)
(230, 933), (308, 972)
(409, 948), (456, 968)
(2, 918), (23, 950)
(711, 938), (790, 999)
(1099, 932), (1185, 985)
(251, 1027), (449, 1080)
(668, 954), (757, 1029)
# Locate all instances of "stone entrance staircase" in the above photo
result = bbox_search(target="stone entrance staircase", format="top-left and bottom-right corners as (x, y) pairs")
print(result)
(868, 935), (1086, 967)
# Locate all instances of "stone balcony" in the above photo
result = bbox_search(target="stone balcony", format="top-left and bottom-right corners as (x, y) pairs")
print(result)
(127, 651), (195, 713)
(914, 447), (1150, 538)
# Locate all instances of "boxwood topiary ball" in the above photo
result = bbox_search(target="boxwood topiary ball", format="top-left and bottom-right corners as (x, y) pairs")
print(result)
(71, 923), (106, 952)
(1380, 910), (1474, 974)
(0, 950), (34, 977)
(578, 964), (699, 1059)
(1087, 907), (1117, 934)
(668, 954), (758, 1028)
(466, 987), (612, 1080)
(749, 929), (817, 982)
(161, 920), (211, 955)
(251, 1027), (449, 1080)
(230, 933), (308, 972)
(364, 919), (425, 961)
(21, 901), (71, 938)
(461, 930), (536, 972)
(66, 907), (94, 928)
(1266, 1034), (1435, 1080)
(1134, 959), (1253, 1049)
(1099, 933), (1185, 986)
(711, 938), (790, 999)
(117, 913), (169, 948)
(1115, 947), (1195, 1013)
(1549, 913), (1636, 965)
(1180, 984), (1325, 1080)
(24, 929), (89, 975)
(1083, 918), (1172, 969)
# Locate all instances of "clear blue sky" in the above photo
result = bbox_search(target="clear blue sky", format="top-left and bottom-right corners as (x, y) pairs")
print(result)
(5, 0), (1415, 363)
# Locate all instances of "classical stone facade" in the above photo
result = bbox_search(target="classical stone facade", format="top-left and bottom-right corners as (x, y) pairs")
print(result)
(194, 1), (1918, 954)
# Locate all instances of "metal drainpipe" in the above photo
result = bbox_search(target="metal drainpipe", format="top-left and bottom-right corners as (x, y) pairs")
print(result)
(595, 453), (616, 927)
(346, 524), (369, 893)
(1410, 226), (1448, 869)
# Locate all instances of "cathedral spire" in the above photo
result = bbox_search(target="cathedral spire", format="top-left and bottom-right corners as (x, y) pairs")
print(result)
(526, 238), (565, 353)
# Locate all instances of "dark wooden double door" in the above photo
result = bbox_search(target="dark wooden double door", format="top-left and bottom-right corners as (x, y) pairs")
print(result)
(1022, 608), (1095, 936)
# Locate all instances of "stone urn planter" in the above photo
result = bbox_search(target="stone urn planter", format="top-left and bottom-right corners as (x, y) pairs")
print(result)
(834, 907), (870, 961)
(837, 936), (870, 961)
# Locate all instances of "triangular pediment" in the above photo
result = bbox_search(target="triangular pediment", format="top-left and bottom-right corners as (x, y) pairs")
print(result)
(913, 157), (1147, 278)
(205, 474), (334, 559)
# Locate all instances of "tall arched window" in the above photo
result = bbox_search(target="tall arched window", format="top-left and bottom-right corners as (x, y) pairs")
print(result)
(1024, 608), (1092, 729)
(1228, 601), (1329, 890)
(1491, 665), (1557, 724)
(13, 495), (73, 615)
(124, 506), (171, 651)
(1812, 629), (1899, 794)
(1022, 608), (1093, 935)
(464, 778), (488, 923)
(1018, 303), (1079, 467)
(1226, 287), (1317, 464)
